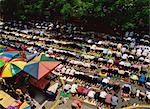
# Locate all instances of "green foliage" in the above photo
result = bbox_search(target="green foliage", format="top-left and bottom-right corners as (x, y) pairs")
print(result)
(123, 22), (135, 30)
(60, 3), (72, 16)
(1, 0), (149, 30)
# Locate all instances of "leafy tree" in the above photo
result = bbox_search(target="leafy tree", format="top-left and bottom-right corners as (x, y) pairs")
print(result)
(0, 0), (149, 30)
(60, 3), (72, 16)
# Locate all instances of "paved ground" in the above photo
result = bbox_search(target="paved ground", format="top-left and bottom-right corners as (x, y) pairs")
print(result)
(44, 99), (96, 109)
(1, 76), (148, 109)
(41, 79), (149, 109)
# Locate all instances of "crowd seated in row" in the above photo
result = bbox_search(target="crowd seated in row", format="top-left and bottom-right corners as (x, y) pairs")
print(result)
(0, 20), (150, 108)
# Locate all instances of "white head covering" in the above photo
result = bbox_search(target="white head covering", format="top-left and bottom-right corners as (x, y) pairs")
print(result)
(47, 83), (59, 93)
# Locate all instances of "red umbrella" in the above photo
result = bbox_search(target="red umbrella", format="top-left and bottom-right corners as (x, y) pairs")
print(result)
(5, 47), (20, 52)
(23, 54), (61, 79)
(0, 55), (11, 62)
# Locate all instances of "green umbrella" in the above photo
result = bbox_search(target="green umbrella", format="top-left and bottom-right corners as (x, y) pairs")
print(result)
(0, 60), (5, 68)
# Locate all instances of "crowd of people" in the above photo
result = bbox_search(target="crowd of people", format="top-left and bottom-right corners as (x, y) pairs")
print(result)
(0, 20), (150, 109)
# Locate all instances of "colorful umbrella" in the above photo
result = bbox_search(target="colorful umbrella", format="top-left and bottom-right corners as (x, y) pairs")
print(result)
(0, 45), (6, 49)
(0, 48), (6, 53)
(23, 54), (60, 79)
(5, 47), (19, 52)
(7, 106), (17, 109)
(0, 55), (11, 62)
(0, 52), (19, 58)
(17, 52), (36, 62)
(1, 60), (26, 78)
(19, 102), (31, 109)
(0, 60), (5, 68)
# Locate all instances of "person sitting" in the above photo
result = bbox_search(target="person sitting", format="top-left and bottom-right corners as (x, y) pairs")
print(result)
(63, 82), (71, 90)
(130, 86), (137, 98)
(122, 84), (131, 94)
(122, 53), (128, 61)
(101, 77), (110, 88)
(70, 82), (78, 95)
(87, 89), (96, 101)
(94, 91), (100, 102)
(128, 55), (134, 61)
(138, 73), (146, 86)
(145, 77), (150, 89)
(121, 84), (131, 101)
(113, 81), (120, 93)
(138, 91), (146, 101)
(99, 69), (107, 77)
(111, 94), (118, 109)
(146, 90), (150, 103)
(76, 86), (89, 98)
(105, 93), (112, 108)
(71, 99), (82, 109)
(99, 90), (107, 103)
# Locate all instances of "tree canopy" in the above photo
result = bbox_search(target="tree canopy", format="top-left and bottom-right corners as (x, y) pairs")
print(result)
(0, 0), (149, 30)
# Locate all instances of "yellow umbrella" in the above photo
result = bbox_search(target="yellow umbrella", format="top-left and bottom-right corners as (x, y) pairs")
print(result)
(1, 59), (26, 78)
(0, 45), (6, 49)
(19, 102), (31, 109)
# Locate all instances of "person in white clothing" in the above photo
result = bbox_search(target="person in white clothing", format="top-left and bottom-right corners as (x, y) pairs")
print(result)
(91, 45), (97, 50)
(139, 57), (144, 62)
(65, 68), (71, 75)
(116, 52), (122, 58)
(61, 67), (66, 74)
(121, 47), (126, 53)
(142, 50), (148, 57)
(122, 54), (128, 60)
(136, 90), (140, 97)
(136, 51), (142, 57)
(117, 43), (122, 50)
(99, 90), (107, 102)
(102, 77), (110, 84)
(119, 61), (125, 66)
(70, 69), (75, 76)
(146, 91), (150, 103)
(70, 82), (78, 94)
(131, 49), (136, 55)
(88, 89), (96, 99)
(102, 77), (110, 87)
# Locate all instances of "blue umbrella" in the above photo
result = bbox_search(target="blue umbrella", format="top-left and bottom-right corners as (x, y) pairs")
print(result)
(17, 52), (36, 62)
(1, 52), (19, 58)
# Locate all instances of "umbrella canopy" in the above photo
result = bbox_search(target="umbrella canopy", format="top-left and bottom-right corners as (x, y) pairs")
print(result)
(1, 60), (26, 78)
(0, 60), (5, 68)
(24, 52), (36, 61)
(7, 106), (17, 109)
(0, 52), (19, 58)
(5, 47), (19, 52)
(19, 102), (31, 109)
(23, 54), (60, 79)
(17, 52), (36, 62)
(0, 55), (11, 62)
(0, 48), (6, 53)
(0, 45), (6, 49)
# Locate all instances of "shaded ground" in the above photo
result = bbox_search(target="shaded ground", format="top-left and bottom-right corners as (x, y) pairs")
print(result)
(31, 87), (48, 104)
